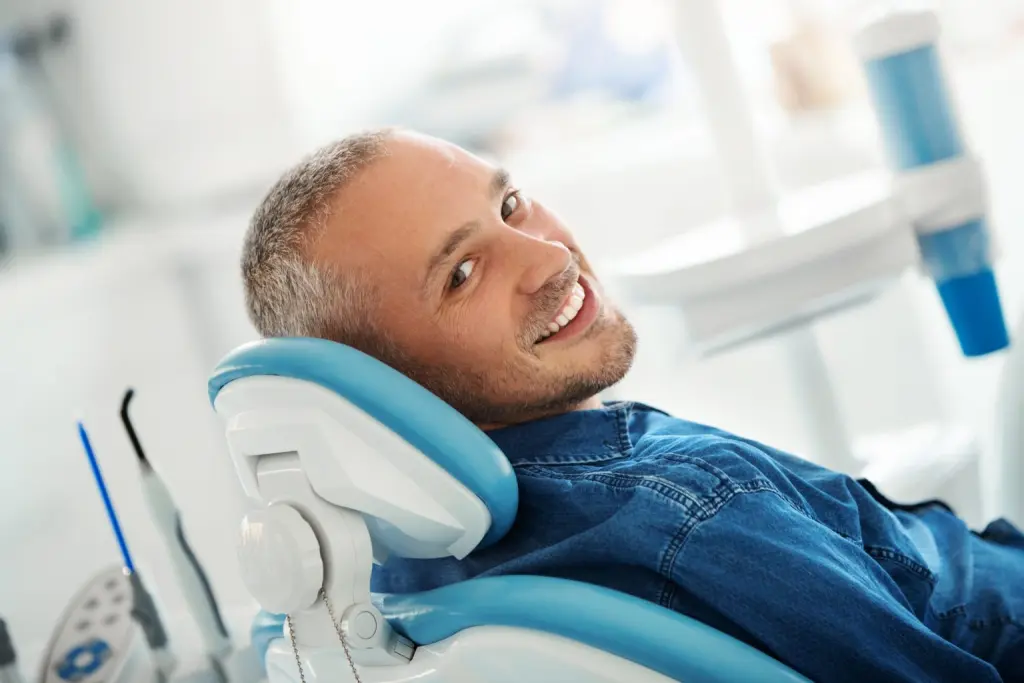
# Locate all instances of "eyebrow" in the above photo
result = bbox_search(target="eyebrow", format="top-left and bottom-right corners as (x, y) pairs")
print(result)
(490, 168), (511, 200)
(422, 168), (512, 296)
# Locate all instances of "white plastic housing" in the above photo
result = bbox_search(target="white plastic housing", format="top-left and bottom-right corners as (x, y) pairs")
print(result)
(214, 375), (492, 561)
(264, 626), (679, 683)
(894, 154), (988, 234)
(853, 10), (940, 61)
(239, 504), (325, 614)
(612, 171), (919, 354)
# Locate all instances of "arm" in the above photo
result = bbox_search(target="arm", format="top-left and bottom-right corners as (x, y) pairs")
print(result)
(669, 488), (999, 683)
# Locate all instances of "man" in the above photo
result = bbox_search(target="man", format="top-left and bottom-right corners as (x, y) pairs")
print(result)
(242, 128), (1024, 682)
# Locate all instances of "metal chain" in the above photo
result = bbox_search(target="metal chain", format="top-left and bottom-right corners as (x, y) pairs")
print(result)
(286, 588), (363, 683)
(323, 589), (363, 682)
(285, 614), (306, 683)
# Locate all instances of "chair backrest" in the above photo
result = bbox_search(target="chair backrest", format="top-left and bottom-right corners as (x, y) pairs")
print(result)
(213, 337), (815, 683)
(209, 337), (519, 559)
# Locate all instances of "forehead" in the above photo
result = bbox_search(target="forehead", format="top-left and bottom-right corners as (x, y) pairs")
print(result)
(315, 133), (494, 278)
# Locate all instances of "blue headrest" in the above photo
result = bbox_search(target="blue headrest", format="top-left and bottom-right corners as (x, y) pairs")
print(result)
(209, 337), (518, 548)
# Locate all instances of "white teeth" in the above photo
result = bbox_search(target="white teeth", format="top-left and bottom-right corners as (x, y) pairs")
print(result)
(537, 278), (588, 342)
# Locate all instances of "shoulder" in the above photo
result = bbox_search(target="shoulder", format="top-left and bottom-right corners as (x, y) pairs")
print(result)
(515, 427), (802, 526)
(512, 432), (813, 589)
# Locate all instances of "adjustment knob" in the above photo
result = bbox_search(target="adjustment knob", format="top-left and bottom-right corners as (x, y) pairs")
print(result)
(238, 504), (323, 614)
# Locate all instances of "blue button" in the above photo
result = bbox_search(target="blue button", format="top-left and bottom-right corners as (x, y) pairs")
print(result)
(56, 638), (111, 681)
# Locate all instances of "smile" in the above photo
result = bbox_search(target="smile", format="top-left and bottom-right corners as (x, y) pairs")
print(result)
(535, 274), (600, 345)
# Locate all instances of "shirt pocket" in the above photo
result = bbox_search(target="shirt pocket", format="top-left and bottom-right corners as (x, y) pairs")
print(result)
(864, 545), (938, 621)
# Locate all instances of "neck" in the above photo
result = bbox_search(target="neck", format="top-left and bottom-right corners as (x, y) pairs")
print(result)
(477, 395), (604, 431)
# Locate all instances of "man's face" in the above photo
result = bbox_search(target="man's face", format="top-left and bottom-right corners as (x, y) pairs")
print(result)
(312, 131), (637, 426)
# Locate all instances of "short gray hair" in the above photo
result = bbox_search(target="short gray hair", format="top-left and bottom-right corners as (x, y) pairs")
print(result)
(241, 129), (391, 350)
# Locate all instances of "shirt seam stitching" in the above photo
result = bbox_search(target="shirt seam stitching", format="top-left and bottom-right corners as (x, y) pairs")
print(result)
(662, 488), (940, 593)
(512, 452), (626, 466)
(863, 545), (937, 582)
(659, 482), (784, 580)
(614, 405), (634, 457)
(516, 468), (735, 518)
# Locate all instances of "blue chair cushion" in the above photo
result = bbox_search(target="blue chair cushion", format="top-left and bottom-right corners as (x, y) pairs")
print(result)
(209, 337), (518, 548)
(251, 576), (808, 682)
(380, 576), (809, 683)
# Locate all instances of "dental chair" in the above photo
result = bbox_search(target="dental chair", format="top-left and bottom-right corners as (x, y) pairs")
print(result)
(209, 337), (810, 683)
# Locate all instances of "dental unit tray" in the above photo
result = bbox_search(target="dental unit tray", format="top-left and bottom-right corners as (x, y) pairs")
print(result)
(37, 566), (155, 683)
(611, 171), (921, 355)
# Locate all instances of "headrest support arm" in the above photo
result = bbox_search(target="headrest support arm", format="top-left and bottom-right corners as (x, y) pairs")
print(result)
(217, 376), (492, 559)
(239, 453), (414, 666)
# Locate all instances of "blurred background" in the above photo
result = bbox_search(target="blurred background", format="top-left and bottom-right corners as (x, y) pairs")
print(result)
(3, 0), (1024, 676)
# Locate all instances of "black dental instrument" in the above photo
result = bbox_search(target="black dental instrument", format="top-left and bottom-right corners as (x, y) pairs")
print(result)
(121, 389), (233, 683)
(0, 617), (25, 683)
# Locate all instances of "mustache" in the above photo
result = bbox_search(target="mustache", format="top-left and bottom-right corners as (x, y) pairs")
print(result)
(521, 263), (581, 346)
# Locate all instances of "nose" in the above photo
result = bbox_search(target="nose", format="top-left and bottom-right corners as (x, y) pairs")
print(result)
(512, 232), (573, 296)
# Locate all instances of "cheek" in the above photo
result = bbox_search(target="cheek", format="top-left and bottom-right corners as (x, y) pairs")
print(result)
(444, 295), (525, 358)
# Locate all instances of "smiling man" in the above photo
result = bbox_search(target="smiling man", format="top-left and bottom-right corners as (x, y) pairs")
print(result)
(241, 128), (1024, 683)
(245, 128), (636, 428)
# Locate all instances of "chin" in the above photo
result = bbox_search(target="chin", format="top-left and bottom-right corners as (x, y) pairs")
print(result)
(551, 319), (636, 389)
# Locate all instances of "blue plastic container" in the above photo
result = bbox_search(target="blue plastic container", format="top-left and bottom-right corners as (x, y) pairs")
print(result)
(863, 44), (963, 170)
(857, 12), (1010, 356)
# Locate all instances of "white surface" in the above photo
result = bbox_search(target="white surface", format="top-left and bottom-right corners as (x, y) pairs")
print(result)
(990, 308), (1024, 526)
(894, 154), (988, 234)
(238, 506), (324, 615)
(265, 626), (680, 683)
(858, 422), (979, 502)
(672, 0), (778, 216)
(0, 0), (299, 210)
(853, 10), (941, 61)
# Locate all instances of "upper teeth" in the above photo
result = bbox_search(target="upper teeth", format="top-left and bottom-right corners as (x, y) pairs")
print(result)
(538, 281), (585, 341)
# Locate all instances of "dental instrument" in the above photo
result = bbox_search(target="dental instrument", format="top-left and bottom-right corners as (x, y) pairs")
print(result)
(0, 618), (25, 683)
(120, 389), (233, 683)
(77, 420), (177, 682)
(37, 566), (159, 683)
(854, 10), (1009, 358)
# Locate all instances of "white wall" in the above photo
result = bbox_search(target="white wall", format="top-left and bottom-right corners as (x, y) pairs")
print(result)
(0, 0), (526, 213)
(1, 0), (299, 211)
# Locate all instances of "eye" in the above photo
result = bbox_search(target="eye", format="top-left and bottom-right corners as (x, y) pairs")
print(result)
(449, 259), (475, 290)
(501, 191), (521, 221)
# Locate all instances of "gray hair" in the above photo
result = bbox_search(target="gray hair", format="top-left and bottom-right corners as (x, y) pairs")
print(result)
(241, 129), (392, 351)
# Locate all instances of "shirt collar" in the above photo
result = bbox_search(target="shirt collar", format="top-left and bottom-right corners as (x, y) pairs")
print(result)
(484, 401), (635, 466)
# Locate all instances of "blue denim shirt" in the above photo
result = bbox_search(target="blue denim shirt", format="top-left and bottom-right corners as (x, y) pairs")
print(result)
(372, 402), (1024, 682)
